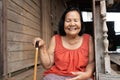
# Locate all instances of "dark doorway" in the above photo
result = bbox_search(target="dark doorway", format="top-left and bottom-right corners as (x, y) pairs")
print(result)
(107, 22), (116, 51)
(84, 22), (94, 37)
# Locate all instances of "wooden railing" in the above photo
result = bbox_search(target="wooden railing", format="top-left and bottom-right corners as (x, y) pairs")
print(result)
(100, 0), (111, 74)
(100, 0), (120, 74)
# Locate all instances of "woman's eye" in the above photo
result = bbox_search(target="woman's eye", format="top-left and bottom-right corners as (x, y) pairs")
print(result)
(74, 19), (79, 22)
(65, 20), (70, 22)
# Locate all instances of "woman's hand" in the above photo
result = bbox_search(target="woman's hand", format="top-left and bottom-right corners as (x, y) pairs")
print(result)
(33, 37), (45, 48)
(66, 71), (90, 80)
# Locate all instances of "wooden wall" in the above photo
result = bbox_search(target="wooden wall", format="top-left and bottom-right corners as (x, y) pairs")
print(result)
(0, 0), (3, 77)
(0, 0), (65, 79)
(50, 0), (65, 34)
(6, 0), (41, 74)
(2, 0), (66, 77)
(41, 0), (65, 47)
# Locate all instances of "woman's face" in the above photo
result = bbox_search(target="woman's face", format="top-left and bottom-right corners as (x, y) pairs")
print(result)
(64, 10), (81, 36)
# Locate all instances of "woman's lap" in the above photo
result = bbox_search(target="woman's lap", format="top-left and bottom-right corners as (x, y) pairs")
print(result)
(42, 74), (94, 80)
(42, 74), (72, 80)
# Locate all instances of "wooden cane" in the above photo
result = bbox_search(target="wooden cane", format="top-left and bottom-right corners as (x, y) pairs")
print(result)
(33, 41), (39, 80)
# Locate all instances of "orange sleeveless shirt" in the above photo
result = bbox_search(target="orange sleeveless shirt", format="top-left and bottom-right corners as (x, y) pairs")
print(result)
(44, 34), (90, 76)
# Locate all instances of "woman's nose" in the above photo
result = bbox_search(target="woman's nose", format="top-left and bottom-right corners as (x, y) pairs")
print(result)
(70, 21), (75, 26)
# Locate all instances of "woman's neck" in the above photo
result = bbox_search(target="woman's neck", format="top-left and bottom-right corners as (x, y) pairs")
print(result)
(63, 35), (81, 45)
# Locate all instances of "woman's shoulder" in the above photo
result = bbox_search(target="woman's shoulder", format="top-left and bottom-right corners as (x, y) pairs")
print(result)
(83, 33), (91, 38)
(83, 34), (93, 43)
(54, 34), (61, 36)
(83, 33), (93, 41)
(51, 34), (62, 41)
(53, 34), (62, 38)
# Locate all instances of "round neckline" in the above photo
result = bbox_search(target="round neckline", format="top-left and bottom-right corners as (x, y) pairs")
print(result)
(60, 35), (84, 51)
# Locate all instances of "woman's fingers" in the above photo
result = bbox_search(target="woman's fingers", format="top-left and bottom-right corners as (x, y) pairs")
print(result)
(32, 38), (42, 47)
(65, 76), (80, 80)
(71, 72), (82, 75)
(66, 72), (84, 80)
(65, 79), (71, 80)
(69, 76), (80, 80)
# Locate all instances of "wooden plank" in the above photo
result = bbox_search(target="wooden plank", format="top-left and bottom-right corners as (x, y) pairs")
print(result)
(8, 66), (44, 80)
(7, 22), (40, 37)
(31, 0), (40, 7)
(2, 0), (8, 77)
(6, 0), (41, 75)
(7, 31), (36, 42)
(24, 0), (40, 14)
(110, 54), (120, 66)
(93, 0), (105, 79)
(0, 0), (3, 76)
(7, 0), (40, 25)
(7, 9), (40, 31)
(7, 51), (35, 62)
(7, 41), (34, 51)
(99, 73), (120, 80)
(11, 0), (40, 19)
(41, 0), (52, 47)
(10, 68), (35, 80)
(50, 0), (65, 33)
(8, 58), (34, 73)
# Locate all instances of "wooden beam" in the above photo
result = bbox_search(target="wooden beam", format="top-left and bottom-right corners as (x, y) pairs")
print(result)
(99, 73), (120, 80)
(2, 0), (8, 78)
(0, 0), (3, 77)
(110, 54), (120, 66)
(93, 0), (105, 79)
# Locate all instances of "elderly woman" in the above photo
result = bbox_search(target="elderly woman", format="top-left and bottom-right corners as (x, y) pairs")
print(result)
(33, 6), (95, 80)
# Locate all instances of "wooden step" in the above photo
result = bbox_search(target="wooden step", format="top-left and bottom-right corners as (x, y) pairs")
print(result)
(99, 73), (120, 80)
(110, 53), (120, 66)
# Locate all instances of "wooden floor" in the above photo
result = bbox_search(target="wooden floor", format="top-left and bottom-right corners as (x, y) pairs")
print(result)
(110, 53), (120, 66)
(5, 65), (45, 80)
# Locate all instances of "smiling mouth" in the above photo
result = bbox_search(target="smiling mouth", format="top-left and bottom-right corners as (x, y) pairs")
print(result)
(68, 27), (78, 31)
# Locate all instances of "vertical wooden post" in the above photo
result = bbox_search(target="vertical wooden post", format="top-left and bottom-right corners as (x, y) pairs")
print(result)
(41, 0), (52, 48)
(93, 0), (105, 79)
(0, 0), (3, 77)
(2, 0), (8, 79)
(100, 0), (111, 74)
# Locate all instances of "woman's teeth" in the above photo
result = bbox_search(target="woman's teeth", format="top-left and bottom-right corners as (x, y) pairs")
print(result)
(68, 27), (77, 31)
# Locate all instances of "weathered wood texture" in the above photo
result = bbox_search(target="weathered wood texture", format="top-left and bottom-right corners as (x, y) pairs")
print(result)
(0, 0), (3, 77)
(50, 0), (65, 33)
(8, 66), (45, 80)
(41, 0), (65, 47)
(99, 73), (120, 80)
(100, 0), (111, 74)
(6, 0), (41, 73)
(40, 0), (52, 47)
(93, 1), (105, 80)
(110, 53), (120, 66)
(93, 0), (120, 80)
(4, 0), (65, 79)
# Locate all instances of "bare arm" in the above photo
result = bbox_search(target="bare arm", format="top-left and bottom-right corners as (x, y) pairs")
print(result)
(84, 35), (95, 78)
(33, 36), (55, 69)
